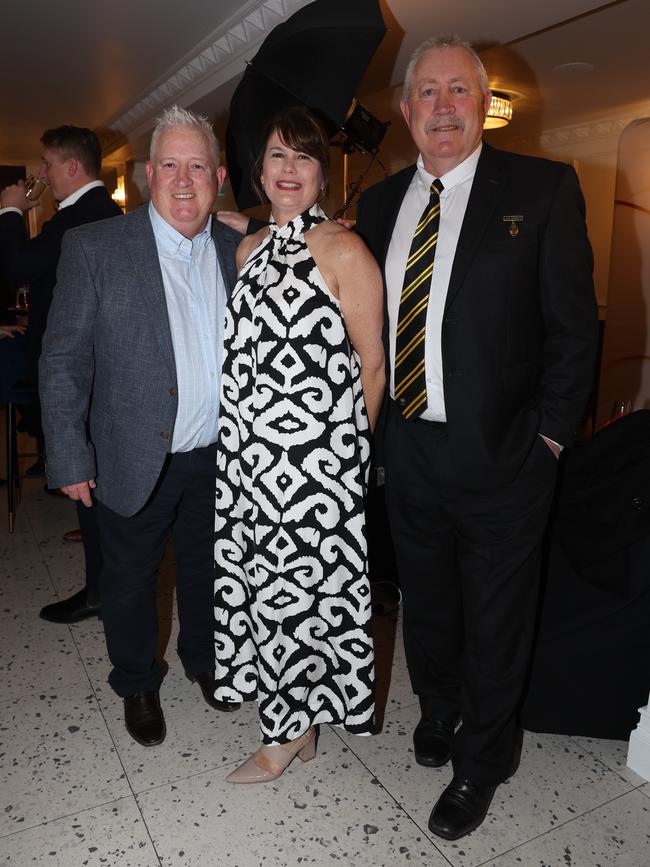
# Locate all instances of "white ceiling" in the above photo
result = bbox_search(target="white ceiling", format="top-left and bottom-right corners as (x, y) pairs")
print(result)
(479, 0), (650, 136)
(1, 0), (645, 165)
(1, 0), (246, 160)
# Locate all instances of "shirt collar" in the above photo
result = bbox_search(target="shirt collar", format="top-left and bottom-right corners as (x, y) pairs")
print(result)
(416, 142), (482, 195)
(148, 201), (213, 256)
(58, 179), (105, 210)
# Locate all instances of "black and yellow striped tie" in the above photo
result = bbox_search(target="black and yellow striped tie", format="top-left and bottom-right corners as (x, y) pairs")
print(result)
(394, 178), (443, 419)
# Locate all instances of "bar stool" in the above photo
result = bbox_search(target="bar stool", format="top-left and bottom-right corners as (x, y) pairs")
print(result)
(1, 332), (38, 532)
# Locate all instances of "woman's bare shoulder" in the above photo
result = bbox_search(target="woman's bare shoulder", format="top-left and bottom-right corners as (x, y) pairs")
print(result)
(236, 227), (268, 268)
(311, 219), (366, 258)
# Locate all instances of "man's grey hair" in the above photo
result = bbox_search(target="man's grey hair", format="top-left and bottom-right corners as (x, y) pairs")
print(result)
(149, 105), (220, 164)
(402, 34), (490, 102)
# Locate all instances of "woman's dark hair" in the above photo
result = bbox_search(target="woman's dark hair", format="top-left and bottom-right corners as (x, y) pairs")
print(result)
(251, 106), (330, 204)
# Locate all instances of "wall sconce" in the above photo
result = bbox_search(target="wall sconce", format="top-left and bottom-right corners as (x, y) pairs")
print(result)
(484, 91), (513, 129)
(112, 177), (126, 209)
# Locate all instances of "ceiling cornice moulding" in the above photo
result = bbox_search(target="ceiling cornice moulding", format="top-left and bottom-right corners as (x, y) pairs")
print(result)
(104, 0), (311, 148)
(501, 102), (650, 153)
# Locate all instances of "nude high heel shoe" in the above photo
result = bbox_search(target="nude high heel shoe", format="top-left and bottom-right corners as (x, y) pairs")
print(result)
(226, 727), (317, 783)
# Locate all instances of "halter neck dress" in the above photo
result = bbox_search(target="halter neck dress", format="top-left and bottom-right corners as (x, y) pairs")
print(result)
(214, 203), (374, 744)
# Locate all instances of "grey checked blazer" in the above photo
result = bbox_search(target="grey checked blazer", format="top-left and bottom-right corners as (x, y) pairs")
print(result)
(40, 204), (241, 517)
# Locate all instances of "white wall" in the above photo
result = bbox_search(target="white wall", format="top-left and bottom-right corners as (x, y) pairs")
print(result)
(596, 117), (650, 423)
(491, 99), (650, 309)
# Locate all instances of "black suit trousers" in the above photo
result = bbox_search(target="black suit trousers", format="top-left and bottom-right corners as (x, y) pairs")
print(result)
(76, 499), (102, 603)
(384, 402), (558, 784)
(95, 443), (217, 697)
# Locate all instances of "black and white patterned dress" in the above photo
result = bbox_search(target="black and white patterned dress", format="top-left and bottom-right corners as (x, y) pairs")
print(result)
(214, 203), (375, 744)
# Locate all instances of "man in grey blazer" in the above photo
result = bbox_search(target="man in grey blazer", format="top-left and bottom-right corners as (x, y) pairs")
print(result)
(40, 106), (242, 746)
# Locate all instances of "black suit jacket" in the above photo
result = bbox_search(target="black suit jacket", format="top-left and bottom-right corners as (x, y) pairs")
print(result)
(0, 185), (123, 377)
(356, 143), (599, 490)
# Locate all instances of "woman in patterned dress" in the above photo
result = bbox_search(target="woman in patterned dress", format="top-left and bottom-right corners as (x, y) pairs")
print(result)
(215, 107), (384, 783)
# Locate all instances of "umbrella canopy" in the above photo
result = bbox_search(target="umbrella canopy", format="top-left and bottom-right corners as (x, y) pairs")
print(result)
(226, 0), (386, 210)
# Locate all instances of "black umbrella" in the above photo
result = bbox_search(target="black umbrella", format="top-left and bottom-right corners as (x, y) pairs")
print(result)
(226, 0), (386, 210)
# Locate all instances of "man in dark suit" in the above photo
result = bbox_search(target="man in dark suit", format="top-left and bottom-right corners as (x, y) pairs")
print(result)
(356, 35), (598, 839)
(40, 106), (242, 746)
(0, 125), (122, 624)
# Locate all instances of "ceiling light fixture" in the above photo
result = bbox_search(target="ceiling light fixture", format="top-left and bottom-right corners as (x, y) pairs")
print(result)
(554, 62), (594, 76)
(484, 91), (513, 129)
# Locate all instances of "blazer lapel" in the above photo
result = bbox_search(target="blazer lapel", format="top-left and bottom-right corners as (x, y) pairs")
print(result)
(212, 220), (238, 296)
(126, 206), (176, 378)
(445, 144), (508, 311)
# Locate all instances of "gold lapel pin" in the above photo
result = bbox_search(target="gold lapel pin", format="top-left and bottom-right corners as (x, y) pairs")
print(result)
(503, 214), (523, 237)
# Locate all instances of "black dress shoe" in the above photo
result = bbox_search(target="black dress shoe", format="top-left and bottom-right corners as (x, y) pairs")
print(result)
(428, 776), (497, 840)
(413, 716), (457, 767)
(124, 690), (166, 746)
(188, 671), (241, 712)
(39, 589), (102, 623)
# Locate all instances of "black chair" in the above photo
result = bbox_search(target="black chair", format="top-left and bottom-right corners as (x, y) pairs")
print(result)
(523, 411), (650, 739)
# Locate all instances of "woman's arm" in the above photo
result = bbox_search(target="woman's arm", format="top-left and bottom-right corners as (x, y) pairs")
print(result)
(328, 230), (385, 431)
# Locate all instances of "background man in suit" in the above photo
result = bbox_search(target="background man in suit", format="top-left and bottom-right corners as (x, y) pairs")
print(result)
(0, 126), (122, 624)
(356, 35), (598, 840)
(40, 106), (242, 747)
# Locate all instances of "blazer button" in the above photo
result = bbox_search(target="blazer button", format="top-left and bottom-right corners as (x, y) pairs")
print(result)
(399, 398), (406, 406)
(168, 387), (177, 397)
(160, 431), (170, 439)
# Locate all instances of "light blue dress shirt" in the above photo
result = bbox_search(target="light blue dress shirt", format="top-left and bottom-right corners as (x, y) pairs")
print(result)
(149, 202), (226, 452)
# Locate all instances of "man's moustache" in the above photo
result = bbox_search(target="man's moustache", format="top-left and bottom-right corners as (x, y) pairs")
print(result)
(426, 117), (464, 132)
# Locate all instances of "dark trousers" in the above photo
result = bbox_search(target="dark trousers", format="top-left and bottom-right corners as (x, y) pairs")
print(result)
(95, 444), (217, 698)
(76, 499), (101, 603)
(384, 402), (558, 785)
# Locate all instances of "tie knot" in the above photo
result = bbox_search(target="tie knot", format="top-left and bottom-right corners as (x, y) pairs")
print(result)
(430, 178), (444, 197)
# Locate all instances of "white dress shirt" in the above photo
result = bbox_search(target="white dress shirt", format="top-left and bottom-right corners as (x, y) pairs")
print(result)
(386, 144), (482, 422)
(149, 202), (225, 452)
(57, 179), (105, 210)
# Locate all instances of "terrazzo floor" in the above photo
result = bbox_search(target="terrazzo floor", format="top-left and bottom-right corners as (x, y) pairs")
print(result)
(1, 473), (649, 866)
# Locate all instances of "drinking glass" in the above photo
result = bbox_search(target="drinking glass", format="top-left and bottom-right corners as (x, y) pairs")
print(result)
(24, 175), (47, 201)
(16, 285), (29, 313)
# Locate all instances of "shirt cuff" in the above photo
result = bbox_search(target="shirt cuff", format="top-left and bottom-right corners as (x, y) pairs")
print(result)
(0, 207), (23, 217)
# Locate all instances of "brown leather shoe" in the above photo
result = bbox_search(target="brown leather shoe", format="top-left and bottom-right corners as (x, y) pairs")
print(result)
(63, 528), (83, 543)
(188, 671), (241, 712)
(124, 690), (166, 746)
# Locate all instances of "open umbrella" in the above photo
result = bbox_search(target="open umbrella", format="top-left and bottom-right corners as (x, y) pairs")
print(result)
(226, 0), (386, 210)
